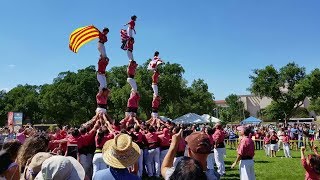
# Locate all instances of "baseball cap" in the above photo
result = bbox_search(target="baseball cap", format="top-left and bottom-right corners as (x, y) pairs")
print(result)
(185, 132), (212, 154)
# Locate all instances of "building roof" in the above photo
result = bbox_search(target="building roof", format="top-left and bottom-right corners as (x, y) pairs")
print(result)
(215, 100), (226, 104)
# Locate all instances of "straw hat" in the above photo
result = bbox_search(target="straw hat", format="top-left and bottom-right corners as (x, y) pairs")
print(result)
(102, 133), (140, 169)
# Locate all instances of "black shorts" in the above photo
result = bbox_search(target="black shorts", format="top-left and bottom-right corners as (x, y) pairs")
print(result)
(128, 49), (133, 52)
(97, 104), (107, 109)
(152, 108), (158, 113)
(128, 75), (135, 78)
(126, 107), (138, 113)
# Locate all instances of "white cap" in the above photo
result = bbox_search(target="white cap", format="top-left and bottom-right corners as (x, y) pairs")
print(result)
(35, 156), (85, 180)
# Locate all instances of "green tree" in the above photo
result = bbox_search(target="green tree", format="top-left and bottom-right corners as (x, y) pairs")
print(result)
(249, 62), (319, 124)
(39, 66), (97, 125)
(187, 79), (215, 116)
(1, 61), (215, 125)
(309, 98), (320, 115)
(305, 68), (320, 116)
(3, 85), (41, 122)
(218, 94), (247, 124)
(0, 90), (7, 126)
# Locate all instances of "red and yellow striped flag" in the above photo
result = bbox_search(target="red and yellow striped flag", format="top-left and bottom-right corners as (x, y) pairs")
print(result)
(69, 25), (100, 53)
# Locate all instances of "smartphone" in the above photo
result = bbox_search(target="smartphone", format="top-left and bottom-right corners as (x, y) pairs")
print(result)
(66, 144), (78, 159)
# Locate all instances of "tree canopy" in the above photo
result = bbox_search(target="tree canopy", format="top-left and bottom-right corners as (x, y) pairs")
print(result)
(218, 94), (250, 124)
(249, 63), (320, 123)
(0, 61), (214, 126)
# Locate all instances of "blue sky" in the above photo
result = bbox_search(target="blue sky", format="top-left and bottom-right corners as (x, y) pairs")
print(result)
(0, 0), (319, 100)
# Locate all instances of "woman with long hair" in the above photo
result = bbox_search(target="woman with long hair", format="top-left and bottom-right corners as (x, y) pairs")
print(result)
(17, 133), (50, 173)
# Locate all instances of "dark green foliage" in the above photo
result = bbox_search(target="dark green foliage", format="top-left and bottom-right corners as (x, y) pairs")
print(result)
(0, 62), (214, 126)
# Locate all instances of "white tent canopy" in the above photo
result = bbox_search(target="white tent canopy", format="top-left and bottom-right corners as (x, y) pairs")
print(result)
(159, 116), (172, 122)
(201, 114), (222, 123)
(173, 113), (208, 124)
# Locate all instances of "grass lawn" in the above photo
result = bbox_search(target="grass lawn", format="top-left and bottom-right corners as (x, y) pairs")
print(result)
(222, 148), (306, 180)
(142, 146), (315, 180)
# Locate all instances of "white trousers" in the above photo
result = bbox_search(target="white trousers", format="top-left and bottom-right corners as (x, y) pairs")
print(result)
(264, 144), (270, 156)
(127, 50), (134, 61)
(207, 152), (215, 170)
(152, 84), (158, 96)
(151, 112), (159, 118)
(278, 140), (283, 150)
(160, 149), (169, 170)
(80, 154), (91, 177)
(127, 27), (133, 37)
(214, 148), (225, 175)
(240, 160), (256, 180)
(137, 149), (143, 177)
(92, 153), (108, 178)
(146, 148), (160, 177)
(127, 78), (137, 92)
(97, 73), (107, 90)
(98, 42), (107, 58)
(283, 144), (291, 158)
(96, 107), (106, 114)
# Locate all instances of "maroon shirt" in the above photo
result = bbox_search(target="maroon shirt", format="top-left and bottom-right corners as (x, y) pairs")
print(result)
(97, 58), (108, 74)
(152, 71), (160, 84)
(96, 92), (107, 105)
(127, 92), (140, 108)
(126, 38), (134, 50)
(99, 33), (107, 44)
(127, 61), (138, 76)
(152, 96), (161, 109)
(212, 129), (225, 144)
(237, 136), (255, 158)
(302, 158), (320, 180)
(128, 20), (135, 29)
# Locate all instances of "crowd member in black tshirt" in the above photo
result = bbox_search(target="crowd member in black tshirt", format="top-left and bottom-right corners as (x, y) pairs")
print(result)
(270, 131), (279, 158)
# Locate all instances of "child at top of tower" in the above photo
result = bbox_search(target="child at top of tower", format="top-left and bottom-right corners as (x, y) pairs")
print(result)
(124, 15), (137, 37)
(148, 51), (164, 71)
(97, 28), (109, 58)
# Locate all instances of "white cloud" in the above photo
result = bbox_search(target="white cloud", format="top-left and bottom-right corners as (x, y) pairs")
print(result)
(8, 64), (16, 68)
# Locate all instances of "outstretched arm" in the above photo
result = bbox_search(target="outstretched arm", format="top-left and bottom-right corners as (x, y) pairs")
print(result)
(231, 154), (241, 168)
(301, 146), (306, 160)
(146, 117), (153, 124)
(161, 129), (182, 178)
(133, 117), (140, 126)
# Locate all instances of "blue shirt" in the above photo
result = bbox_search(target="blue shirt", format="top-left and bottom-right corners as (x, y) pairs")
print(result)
(290, 128), (298, 138)
(94, 167), (141, 180)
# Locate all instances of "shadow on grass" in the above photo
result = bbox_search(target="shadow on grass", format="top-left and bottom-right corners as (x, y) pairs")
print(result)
(222, 174), (240, 180)
(254, 160), (269, 163)
(223, 173), (240, 178)
(222, 178), (240, 180)
(224, 161), (233, 165)
(291, 156), (301, 159)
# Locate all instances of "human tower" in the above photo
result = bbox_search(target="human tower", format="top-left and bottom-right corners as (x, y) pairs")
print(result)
(95, 15), (164, 127)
